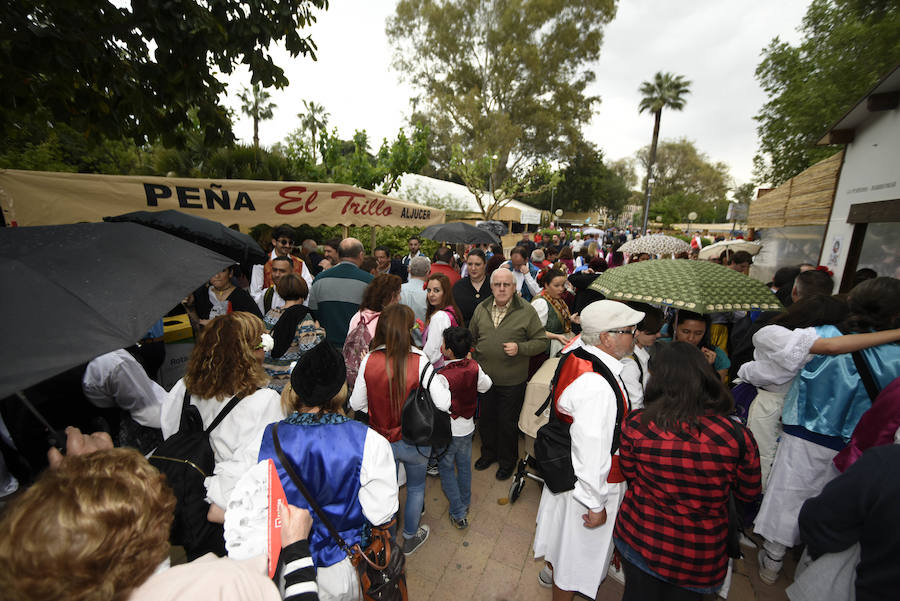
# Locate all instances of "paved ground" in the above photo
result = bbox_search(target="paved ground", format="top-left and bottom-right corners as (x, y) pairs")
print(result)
(403, 434), (795, 601)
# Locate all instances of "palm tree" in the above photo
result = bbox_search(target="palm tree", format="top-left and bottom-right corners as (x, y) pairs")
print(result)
(238, 83), (277, 151)
(298, 99), (330, 157)
(638, 72), (691, 233)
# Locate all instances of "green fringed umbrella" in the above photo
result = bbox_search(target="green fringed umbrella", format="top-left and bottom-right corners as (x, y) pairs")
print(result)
(588, 259), (782, 314)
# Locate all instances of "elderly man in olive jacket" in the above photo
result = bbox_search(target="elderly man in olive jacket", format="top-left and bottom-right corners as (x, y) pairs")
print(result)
(469, 267), (548, 480)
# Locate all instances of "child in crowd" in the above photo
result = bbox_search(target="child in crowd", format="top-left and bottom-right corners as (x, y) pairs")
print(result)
(437, 327), (492, 529)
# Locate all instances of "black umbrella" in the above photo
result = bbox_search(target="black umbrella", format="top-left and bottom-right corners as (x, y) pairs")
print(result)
(420, 222), (500, 245)
(475, 220), (509, 237)
(0, 222), (234, 399)
(104, 209), (267, 265)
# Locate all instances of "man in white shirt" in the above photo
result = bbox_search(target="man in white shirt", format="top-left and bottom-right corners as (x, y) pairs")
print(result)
(252, 255), (293, 314)
(82, 348), (168, 452)
(501, 246), (541, 301)
(401, 236), (424, 269)
(249, 225), (313, 308)
(533, 300), (644, 600)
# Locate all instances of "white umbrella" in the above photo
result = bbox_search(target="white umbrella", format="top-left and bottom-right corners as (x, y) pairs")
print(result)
(582, 227), (604, 235)
(619, 234), (691, 256)
(698, 239), (763, 260)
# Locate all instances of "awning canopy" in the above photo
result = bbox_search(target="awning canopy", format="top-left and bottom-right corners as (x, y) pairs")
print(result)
(747, 151), (843, 228)
(0, 169), (445, 229)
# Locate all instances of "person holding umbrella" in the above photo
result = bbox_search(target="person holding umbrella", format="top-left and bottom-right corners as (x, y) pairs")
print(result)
(664, 310), (730, 383)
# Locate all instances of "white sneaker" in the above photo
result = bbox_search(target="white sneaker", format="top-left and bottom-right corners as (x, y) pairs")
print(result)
(537, 565), (553, 588)
(757, 549), (782, 585)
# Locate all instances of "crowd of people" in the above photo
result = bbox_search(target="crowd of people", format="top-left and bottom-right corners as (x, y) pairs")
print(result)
(1, 222), (898, 601)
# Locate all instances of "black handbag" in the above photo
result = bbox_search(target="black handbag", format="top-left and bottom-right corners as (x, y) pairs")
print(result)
(400, 362), (451, 450)
(534, 347), (626, 493)
(724, 417), (748, 559)
(271, 423), (408, 601)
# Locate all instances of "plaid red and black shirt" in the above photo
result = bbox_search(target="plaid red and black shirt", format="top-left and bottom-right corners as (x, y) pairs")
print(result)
(614, 410), (761, 588)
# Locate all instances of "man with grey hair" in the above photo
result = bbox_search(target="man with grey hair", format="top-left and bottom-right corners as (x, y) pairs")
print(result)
(533, 300), (644, 598)
(530, 248), (547, 268)
(469, 267), (547, 480)
(400, 255), (431, 346)
(307, 237), (373, 349)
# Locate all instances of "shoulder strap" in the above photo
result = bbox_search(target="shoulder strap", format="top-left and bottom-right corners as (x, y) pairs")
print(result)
(205, 394), (243, 434)
(851, 350), (881, 402)
(569, 347), (627, 455)
(632, 353), (644, 385)
(534, 355), (572, 417)
(264, 287), (275, 313)
(272, 423), (353, 556)
(178, 387), (192, 432)
(420, 357), (435, 389)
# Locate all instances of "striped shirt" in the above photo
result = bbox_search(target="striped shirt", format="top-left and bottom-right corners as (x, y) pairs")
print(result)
(614, 411), (760, 588)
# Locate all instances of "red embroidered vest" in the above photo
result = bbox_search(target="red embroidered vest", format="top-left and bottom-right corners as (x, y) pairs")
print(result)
(439, 359), (479, 419)
(363, 352), (419, 442)
(552, 350), (629, 483)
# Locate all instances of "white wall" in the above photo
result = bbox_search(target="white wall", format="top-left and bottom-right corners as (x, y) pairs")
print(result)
(821, 107), (900, 286)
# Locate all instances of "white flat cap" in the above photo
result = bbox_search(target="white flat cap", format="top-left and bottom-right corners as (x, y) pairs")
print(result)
(581, 300), (645, 336)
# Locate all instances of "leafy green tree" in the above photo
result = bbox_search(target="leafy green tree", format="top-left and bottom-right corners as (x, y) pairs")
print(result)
(298, 100), (330, 156)
(239, 84), (277, 152)
(634, 138), (732, 225)
(529, 144), (630, 216)
(387, 0), (617, 219)
(637, 71), (692, 232)
(753, 0), (900, 185)
(285, 123), (431, 194)
(1, 0), (328, 148)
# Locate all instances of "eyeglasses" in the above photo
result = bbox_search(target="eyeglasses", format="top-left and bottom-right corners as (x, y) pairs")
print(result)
(607, 327), (636, 335)
(275, 238), (293, 246)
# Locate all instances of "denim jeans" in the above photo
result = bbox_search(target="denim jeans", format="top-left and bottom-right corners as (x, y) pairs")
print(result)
(391, 439), (430, 538)
(438, 432), (473, 520)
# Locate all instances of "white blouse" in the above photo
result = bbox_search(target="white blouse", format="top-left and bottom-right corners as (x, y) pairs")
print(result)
(737, 325), (819, 393)
(161, 380), (285, 508)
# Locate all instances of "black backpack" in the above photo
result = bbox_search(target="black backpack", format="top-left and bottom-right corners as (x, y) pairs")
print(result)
(401, 362), (451, 451)
(149, 389), (242, 560)
(534, 347), (626, 493)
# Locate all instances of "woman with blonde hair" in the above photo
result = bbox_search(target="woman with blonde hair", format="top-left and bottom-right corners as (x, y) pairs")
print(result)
(422, 272), (464, 369)
(160, 311), (284, 557)
(349, 304), (450, 556)
(0, 443), (320, 601)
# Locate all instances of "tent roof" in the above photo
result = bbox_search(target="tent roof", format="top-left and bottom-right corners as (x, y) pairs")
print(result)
(394, 173), (541, 221)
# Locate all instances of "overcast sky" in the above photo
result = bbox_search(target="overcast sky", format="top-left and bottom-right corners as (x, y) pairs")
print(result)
(224, 0), (811, 188)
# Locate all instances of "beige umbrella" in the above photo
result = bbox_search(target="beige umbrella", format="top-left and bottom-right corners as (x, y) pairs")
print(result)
(619, 234), (691, 256)
(698, 239), (763, 260)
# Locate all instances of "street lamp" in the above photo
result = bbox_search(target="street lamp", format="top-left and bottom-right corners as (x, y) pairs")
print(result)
(549, 186), (556, 221)
(688, 210), (698, 231)
(489, 154), (499, 199)
(640, 172), (656, 235)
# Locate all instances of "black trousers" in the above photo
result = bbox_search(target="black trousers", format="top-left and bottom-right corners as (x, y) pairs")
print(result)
(621, 557), (702, 601)
(478, 382), (526, 470)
